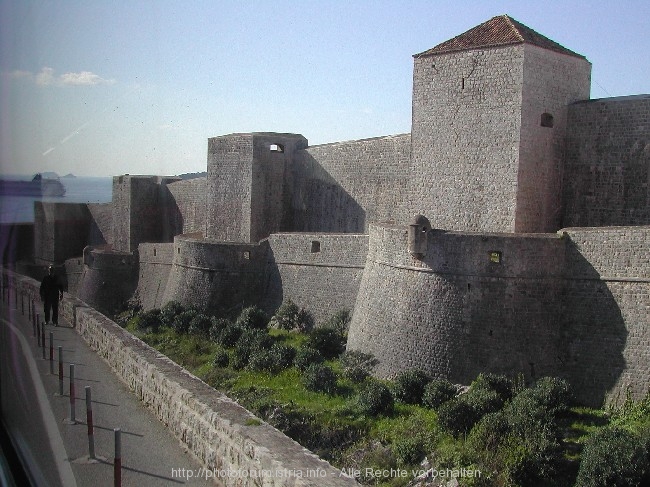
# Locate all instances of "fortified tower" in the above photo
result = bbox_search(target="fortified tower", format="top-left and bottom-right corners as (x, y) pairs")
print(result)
(112, 175), (181, 252)
(206, 133), (308, 243)
(410, 15), (591, 232)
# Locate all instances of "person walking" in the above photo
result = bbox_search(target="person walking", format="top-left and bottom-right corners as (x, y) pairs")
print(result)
(39, 265), (63, 326)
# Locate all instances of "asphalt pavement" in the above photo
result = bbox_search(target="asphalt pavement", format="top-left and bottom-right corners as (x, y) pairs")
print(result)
(1, 299), (220, 487)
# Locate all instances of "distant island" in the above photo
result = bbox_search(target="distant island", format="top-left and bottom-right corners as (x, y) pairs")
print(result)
(62, 173), (77, 179)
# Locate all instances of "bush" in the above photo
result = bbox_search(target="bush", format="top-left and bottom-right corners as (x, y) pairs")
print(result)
(248, 343), (296, 373)
(232, 329), (274, 369)
(137, 308), (161, 332)
(160, 301), (185, 328)
(393, 437), (425, 466)
(217, 323), (243, 347)
(212, 346), (230, 368)
(322, 309), (351, 336)
(437, 398), (479, 437)
(357, 380), (393, 416)
(172, 309), (198, 334)
(471, 373), (513, 402)
(302, 363), (337, 394)
(576, 427), (650, 487)
(235, 306), (268, 330)
(188, 313), (212, 337)
(269, 300), (314, 332)
(306, 327), (345, 360)
(340, 350), (377, 383)
(294, 346), (324, 371)
(392, 369), (430, 405)
(270, 343), (296, 369)
(422, 379), (457, 409)
(529, 376), (573, 415)
(467, 408), (562, 485)
(209, 317), (231, 342)
(464, 387), (505, 419)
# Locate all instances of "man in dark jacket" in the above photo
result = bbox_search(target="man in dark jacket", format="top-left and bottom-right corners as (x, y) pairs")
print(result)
(40, 265), (63, 326)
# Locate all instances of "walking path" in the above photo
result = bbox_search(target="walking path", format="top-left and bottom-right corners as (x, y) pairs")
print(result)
(1, 299), (220, 486)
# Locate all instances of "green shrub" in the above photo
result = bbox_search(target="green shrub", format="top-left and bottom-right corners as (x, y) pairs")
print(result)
(270, 343), (296, 369)
(235, 306), (268, 330)
(340, 350), (377, 383)
(293, 346), (324, 371)
(188, 313), (212, 337)
(302, 363), (337, 394)
(217, 323), (243, 347)
(529, 376), (573, 415)
(322, 309), (351, 336)
(471, 373), (513, 402)
(357, 380), (394, 416)
(160, 301), (185, 328)
(576, 427), (650, 487)
(209, 317), (231, 342)
(392, 369), (430, 405)
(212, 346), (230, 368)
(137, 308), (161, 332)
(248, 344), (296, 373)
(393, 437), (425, 466)
(467, 408), (562, 485)
(269, 300), (314, 332)
(232, 329), (274, 369)
(437, 398), (479, 437)
(464, 387), (505, 419)
(306, 327), (345, 359)
(172, 309), (198, 334)
(422, 378), (457, 409)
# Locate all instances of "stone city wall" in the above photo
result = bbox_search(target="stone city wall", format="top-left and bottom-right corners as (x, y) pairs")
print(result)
(87, 202), (113, 245)
(1, 269), (358, 487)
(560, 226), (650, 405)
(347, 223), (650, 406)
(34, 202), (93, 264)
(161, 235), (267, 314)
(563, 95), (650, 227)
(347, 224), (566, 385)
(75, 247), (138, 316)
(293, 135), (411, 233)
(263, 233), (368, 323)
(166, 177), (207, 236)
(136, 243), (175, 311)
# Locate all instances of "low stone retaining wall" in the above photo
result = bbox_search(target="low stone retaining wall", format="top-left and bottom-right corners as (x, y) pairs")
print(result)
(2, 269), (358, 487)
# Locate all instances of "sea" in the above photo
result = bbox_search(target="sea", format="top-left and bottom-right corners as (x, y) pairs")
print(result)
(0, 175), (113, 224)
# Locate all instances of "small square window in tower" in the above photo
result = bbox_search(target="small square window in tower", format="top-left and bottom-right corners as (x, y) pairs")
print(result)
(489, 251), (502, 263)
(540, 113), (554, 128)
(311, 241), (321, 253)
(270, 143), (284, 153)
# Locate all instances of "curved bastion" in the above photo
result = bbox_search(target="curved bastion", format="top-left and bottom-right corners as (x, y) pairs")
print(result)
(347, 221), (567, 386)
(161, 234), (267, 314)
(76, 246), (138, 315)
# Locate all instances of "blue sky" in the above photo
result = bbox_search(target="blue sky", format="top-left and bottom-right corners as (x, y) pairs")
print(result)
(1, 0), (648, 177)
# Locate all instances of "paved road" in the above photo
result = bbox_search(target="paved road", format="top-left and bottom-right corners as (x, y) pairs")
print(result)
(1, 300), (220, 487)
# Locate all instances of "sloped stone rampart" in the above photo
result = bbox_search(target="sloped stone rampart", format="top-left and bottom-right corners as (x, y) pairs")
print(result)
(2, 269), (358, 487)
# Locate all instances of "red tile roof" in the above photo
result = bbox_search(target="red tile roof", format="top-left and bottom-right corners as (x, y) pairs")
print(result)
(415, 15), (587, 59)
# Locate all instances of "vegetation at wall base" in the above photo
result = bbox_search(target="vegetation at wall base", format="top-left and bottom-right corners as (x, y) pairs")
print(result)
(122, 301), (650, 487)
